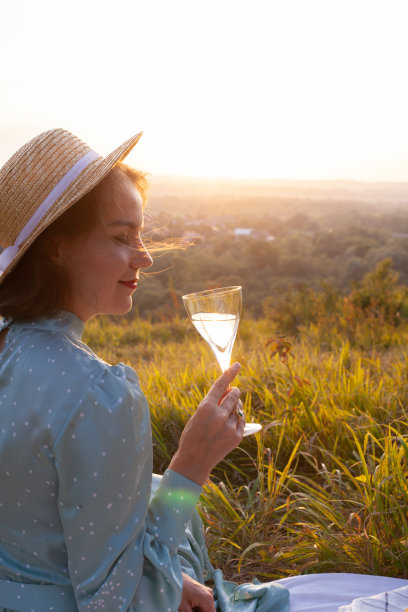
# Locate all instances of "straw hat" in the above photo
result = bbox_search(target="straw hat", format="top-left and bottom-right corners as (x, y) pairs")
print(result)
(0, 128), (142, 283)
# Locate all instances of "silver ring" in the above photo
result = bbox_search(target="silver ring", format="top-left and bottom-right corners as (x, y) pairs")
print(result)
(232, 406), (245, 420)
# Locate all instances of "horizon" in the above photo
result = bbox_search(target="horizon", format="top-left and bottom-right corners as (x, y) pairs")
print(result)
(149, 174), (408, 186)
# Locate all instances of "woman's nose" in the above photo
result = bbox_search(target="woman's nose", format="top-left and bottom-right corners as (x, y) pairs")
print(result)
(141, 247), (153, 269)
(131, 240), (153, 269)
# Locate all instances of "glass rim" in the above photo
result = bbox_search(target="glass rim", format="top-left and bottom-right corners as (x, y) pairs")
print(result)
(182, 285), (242, 300)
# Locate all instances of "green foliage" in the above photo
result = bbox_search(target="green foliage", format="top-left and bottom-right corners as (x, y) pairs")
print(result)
(350, 258), (402, 315)
(140, 194), (408, 319)
(263, 259), (408, 351)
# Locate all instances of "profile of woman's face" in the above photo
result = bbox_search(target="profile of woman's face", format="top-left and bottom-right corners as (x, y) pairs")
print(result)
(55, 176), (153, 322)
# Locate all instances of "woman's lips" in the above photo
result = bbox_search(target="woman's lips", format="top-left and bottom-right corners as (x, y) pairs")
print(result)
(119, 280), (138, 290)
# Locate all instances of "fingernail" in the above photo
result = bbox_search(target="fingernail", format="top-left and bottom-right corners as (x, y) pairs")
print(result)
(231, 362), (240, 372)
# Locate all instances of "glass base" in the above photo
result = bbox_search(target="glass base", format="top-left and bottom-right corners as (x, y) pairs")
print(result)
(243, 422), (262, 437)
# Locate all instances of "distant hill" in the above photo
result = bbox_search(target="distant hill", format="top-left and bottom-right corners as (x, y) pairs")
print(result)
(149, 174), (408, 204)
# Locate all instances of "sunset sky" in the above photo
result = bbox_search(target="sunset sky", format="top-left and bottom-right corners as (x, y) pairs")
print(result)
(1, 0), (407, 181)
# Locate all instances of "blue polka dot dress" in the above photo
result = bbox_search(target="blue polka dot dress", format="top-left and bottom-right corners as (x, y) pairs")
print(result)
(0, 311), (204, 611)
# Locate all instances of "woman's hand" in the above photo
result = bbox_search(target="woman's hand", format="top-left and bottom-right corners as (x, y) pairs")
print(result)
(168, 363), (245, 486)
(178, 573), (215, 612)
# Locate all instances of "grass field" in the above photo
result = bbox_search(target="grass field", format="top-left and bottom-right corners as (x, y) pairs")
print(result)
(84, 311), (408, 582)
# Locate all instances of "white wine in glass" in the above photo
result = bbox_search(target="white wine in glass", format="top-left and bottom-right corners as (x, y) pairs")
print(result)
(182, 286), (262, 437)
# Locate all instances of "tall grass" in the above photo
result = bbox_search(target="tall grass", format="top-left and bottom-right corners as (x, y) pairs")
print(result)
(84, 307), (408, 582)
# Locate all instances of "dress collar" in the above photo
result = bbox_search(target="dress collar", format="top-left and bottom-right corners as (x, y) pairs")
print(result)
(8, 311), (85, 341)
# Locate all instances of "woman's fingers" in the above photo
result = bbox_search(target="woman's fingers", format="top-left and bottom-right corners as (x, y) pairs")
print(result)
(229, 398), (244, 419)
(228, 398), (246, 432)
(178, 574), (216, 612)
(168, 365), (244, 485)
(206, 362), (240, 404)
(219, 386), (241, 413)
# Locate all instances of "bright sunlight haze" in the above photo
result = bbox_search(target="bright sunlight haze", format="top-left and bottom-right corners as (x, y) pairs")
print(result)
(0, 0), (407, 181)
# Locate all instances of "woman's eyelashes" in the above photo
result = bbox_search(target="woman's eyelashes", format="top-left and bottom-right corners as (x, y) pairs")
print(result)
(115, 233), (138, 246)
(114, 234), (142, 248)
(115, 233), (130, 245)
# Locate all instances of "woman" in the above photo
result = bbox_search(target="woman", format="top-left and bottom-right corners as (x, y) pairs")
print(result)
(0, 128), (253, 612)
(2, 129), (406, 612)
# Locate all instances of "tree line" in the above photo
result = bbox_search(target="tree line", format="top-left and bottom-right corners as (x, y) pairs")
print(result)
(134, 195), (408, 320)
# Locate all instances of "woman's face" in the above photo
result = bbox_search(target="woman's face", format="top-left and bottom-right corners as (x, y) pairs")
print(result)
(56, 176), (153, 322)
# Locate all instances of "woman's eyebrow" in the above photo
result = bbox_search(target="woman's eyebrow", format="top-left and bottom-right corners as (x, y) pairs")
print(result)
(107, 219), (143, 230)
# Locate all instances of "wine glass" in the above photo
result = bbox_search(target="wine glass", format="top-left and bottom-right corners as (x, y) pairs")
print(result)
(182, 286), (262, 437)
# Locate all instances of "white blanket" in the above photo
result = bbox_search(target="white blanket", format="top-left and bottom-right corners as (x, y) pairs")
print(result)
(339, 584), (408, 611)
(274, 573), (408, 612)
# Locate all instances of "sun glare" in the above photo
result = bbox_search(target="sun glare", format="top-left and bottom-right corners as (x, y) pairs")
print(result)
(1, 0), (408, 181)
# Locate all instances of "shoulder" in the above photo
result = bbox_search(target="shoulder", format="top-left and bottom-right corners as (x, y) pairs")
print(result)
(83, 361), (146, 412)
(54, 360), (150, 454)
(6, 321), (104, 383)
(5, 318), (146, 414)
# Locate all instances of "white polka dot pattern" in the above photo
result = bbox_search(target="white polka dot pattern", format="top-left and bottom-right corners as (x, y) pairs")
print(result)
(0, 312), (203, 611)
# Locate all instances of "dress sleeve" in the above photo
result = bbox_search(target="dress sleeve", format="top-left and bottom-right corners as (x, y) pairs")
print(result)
(53, 363), (202, 612)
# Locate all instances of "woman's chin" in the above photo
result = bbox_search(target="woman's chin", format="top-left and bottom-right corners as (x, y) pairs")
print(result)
(116, 298), (134, 315)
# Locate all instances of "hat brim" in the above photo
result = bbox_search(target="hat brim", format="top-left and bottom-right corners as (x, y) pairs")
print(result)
(0, 131), (143, 283)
